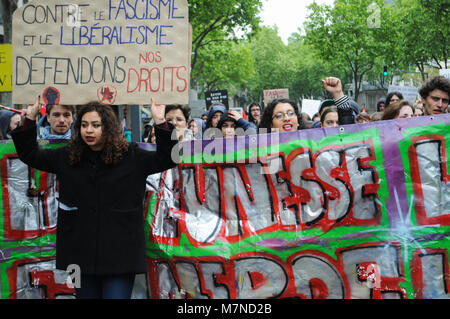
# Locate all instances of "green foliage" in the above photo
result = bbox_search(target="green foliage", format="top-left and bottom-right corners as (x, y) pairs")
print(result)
(286, 35), (346, 102)
(393, 0), (449, 77)
(304, 0), (391, 100)
(244, 27), (339, 104)
(193, 41), (255, 98)
(188, 0), (263, 89)
(302, 0), (449, 93)
(245, 27), (288, 101)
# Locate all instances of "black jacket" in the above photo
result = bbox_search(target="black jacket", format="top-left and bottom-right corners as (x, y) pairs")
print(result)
(11, 122), (177, 275)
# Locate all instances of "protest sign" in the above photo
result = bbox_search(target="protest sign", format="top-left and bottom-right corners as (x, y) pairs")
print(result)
(301, 99), (321, 118)
(12, 0), (190, 105)
(0, 114), (449, 299)
(263, 88), (289, 106)
(440, 69), (450, 81)
(388, 85), (419, 104)
(205, 90), (228, 109)
(0, 44), (12, 92)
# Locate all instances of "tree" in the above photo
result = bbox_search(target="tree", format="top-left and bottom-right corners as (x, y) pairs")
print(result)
(286, 33), (346, 102)
(188, 0), (263, 87)
(304, 0), (392, 101)
(245, 27), (292, 103)
(419, 0), (449, 69)
(193, 40), (255, 99)
(393, 0), (449, 81)
(244, 26), (343, 105)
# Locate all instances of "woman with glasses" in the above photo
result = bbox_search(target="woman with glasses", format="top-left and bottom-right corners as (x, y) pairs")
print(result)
(247, 102), (262, 126)
(258, 98), (304, 133)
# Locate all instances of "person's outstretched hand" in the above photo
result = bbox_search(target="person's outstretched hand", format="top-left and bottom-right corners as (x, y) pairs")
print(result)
(24, 94), (41, 121)
(150, 97), (166, 125)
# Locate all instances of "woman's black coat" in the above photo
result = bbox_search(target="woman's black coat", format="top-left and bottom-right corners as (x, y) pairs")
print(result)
(11, 122), (177, 275)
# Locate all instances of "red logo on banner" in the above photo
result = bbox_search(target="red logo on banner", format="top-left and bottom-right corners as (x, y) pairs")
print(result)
(97, 85), (117, 105)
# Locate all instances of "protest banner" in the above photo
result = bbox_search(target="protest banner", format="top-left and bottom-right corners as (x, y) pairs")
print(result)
(0, 44), (12, 92)
(0, 114), (449, 299)
(263, 88), (289, 106)
(12, 0), (190, 105)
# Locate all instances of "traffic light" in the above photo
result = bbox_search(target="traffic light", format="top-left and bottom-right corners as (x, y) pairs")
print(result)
(383, 65), (388, 76)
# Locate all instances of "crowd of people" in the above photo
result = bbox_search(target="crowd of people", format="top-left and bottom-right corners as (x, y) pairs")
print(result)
(140, 75), (449, 143)
(0, 76), (448, 144)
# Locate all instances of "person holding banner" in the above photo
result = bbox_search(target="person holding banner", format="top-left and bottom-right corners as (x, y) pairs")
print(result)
(258, 98), (304, 133)
(381, 100), (414, 120)
(217, 114), (237, 139)
(413, 106), (424, 117)
(320, 107), (339, 128)
(418, 76), (450, 115)
(11, 96), (177, 299)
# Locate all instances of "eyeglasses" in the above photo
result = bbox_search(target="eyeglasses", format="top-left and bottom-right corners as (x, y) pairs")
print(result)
(273, 110), (296, 120)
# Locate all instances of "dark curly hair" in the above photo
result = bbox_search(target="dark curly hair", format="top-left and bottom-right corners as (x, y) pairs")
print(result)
(68, 102), (128, 166)
(419, 76), (450, 99)
(385, 91), (404, 107)
(164, 104), (191, 122)
(247, 102), (262, 125)
(258, 98), (303, 132)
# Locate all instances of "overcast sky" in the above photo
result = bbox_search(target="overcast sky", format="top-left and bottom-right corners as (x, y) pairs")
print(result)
(258, 0), (335, 43)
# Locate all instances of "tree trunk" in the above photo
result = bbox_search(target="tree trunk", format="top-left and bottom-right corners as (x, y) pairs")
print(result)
(416, 62), (426, 81)
(352, 68), (360, 102)
(353, 78), (359, 101)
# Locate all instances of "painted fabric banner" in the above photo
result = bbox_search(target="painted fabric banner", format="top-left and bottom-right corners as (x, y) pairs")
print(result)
(0, 114), (449, 299)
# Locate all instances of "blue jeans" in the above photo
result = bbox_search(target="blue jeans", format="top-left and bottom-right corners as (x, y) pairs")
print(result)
(75, 274), (136, 299)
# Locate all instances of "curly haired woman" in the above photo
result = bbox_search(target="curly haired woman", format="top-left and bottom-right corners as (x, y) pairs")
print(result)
(11, 96), (177, 299)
